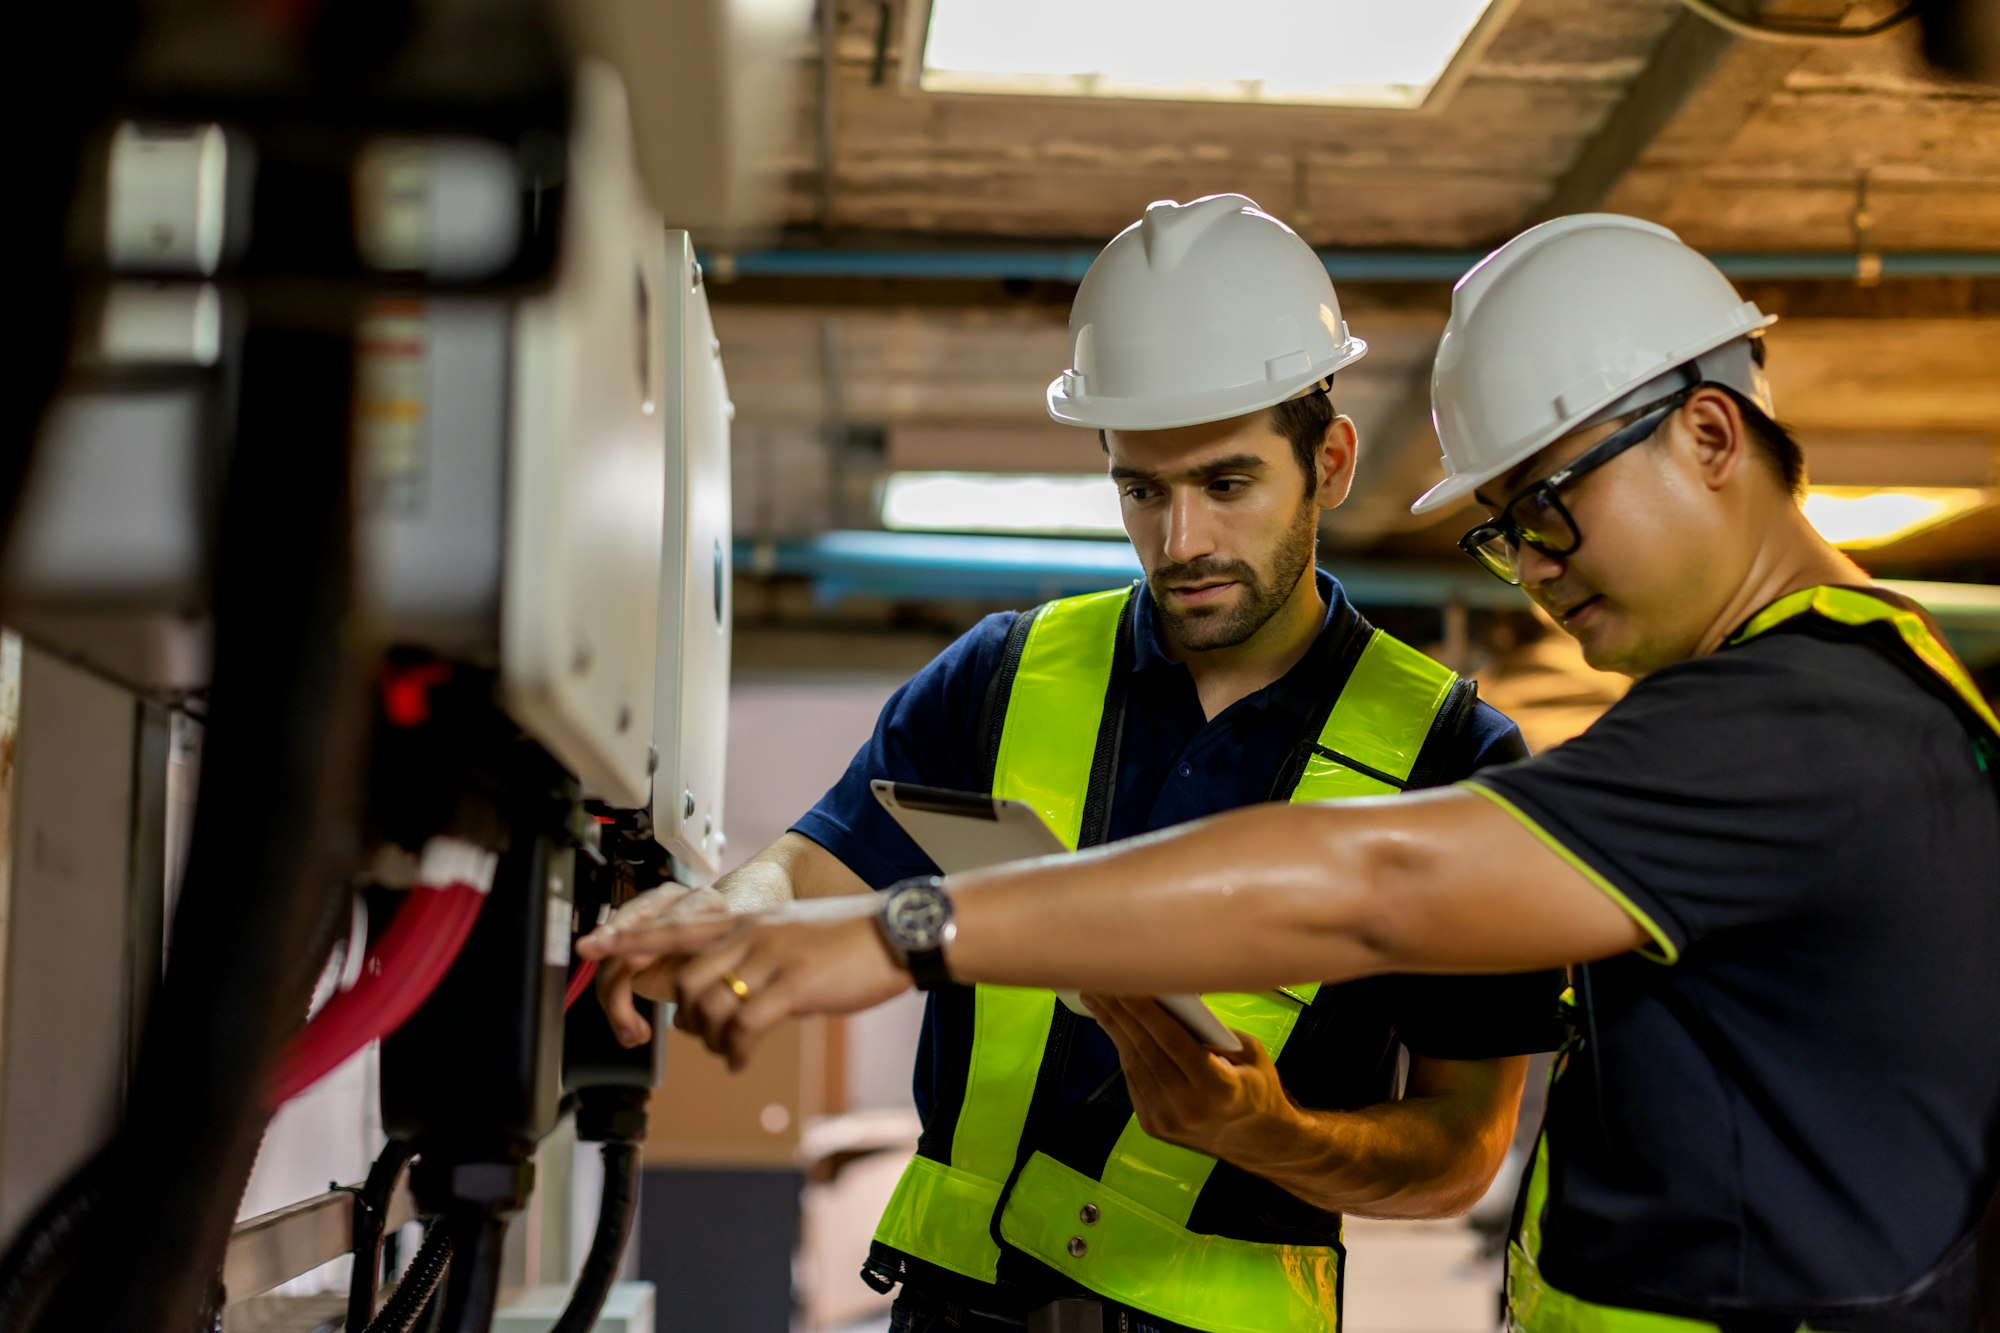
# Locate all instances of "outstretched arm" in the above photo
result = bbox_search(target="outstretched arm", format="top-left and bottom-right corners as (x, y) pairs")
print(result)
(945, 786), (1646, 994)
(580, 785), (1648, 1068)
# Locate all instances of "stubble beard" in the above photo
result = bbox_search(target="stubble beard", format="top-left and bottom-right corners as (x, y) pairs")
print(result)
(1152, 500), (1318, 653)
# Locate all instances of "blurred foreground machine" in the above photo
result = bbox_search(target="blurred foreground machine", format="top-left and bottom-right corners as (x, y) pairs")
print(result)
(0, 0), (777, 1327)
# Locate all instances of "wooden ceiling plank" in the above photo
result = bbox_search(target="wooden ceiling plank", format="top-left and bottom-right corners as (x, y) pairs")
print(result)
(1535, 10), (1748, 219)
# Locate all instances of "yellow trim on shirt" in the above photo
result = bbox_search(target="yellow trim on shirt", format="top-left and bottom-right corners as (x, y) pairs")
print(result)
(1460, 780), (1680, 966)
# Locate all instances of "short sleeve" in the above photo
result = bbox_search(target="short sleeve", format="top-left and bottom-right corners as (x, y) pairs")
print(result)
(790, 612), (1020, 890)
(1462, 698), (1530, 770)
(1466, 637), (1877, 962)
(1391, 971), (1567, 1059)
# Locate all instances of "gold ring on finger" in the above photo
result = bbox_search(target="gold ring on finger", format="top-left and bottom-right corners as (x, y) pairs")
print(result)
(721, 970), (752, 1002)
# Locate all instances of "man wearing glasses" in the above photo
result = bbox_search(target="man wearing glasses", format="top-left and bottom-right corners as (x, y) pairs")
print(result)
(586, 215), (2000, 1331)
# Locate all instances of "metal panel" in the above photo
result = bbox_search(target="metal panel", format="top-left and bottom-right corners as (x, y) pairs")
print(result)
(501, 64), (666, 808)
(649, 236), (735, 879)
(0, 641), (149, 1241)
(355, 297), (511, 653)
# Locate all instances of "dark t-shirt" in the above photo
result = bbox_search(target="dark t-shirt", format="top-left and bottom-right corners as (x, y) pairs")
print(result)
(1474, 627), (2000, 1311)
(795, 572), (1564, 1131)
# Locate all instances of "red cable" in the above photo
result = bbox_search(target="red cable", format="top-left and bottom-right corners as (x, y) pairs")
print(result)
(268, 881), (486, 1107)
(564, 958), (598, 1011)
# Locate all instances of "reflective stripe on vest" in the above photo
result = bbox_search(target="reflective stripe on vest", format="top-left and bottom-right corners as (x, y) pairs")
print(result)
(875, 586), (1462, 1330)
(1506, 585), (1997, 1333)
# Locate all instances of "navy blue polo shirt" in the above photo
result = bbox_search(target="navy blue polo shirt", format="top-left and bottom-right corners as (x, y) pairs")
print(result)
(794, 571), (1558, 1123)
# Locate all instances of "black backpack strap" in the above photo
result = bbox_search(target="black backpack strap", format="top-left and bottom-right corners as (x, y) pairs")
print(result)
(1404, 675), (1490, 791)
(1075, 588), (1138, 850)
(975, 606), (1041, 793)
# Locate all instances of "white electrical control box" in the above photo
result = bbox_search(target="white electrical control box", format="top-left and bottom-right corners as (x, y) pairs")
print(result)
(501, 64), (667, 809)
(647, 232), (734, 881)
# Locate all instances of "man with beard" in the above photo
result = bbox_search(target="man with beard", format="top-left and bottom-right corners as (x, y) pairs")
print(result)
(594, 195), (1561, 1333)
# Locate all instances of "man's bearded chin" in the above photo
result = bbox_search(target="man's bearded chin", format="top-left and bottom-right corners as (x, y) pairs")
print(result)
(1153, 504), (1316, 652)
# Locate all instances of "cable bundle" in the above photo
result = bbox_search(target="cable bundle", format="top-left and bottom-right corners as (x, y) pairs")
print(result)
(268, 838), (498, 1107)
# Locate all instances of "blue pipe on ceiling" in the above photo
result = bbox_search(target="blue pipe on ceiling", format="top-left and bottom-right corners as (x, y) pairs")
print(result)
(733, 533), (2000, 663)
(738, 531), (1541, 611)
(707, 247), (2000, 285)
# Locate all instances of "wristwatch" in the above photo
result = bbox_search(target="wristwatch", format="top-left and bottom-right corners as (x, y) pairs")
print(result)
(879, 876), (957, 990)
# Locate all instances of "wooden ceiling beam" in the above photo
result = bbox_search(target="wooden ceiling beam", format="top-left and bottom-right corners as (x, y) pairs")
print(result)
(1533, 10), (1743, 220)
(708, 272), (2000, 320)
(1532, 2), (1874, 224)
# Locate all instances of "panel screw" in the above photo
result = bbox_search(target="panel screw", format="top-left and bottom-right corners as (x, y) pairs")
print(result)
(683, 790), (696, 820)
(1079, 1204), (1099, 1226)
(1067, 1236), (1088, 1259)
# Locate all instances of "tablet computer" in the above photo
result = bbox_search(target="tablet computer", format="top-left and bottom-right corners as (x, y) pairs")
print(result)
(871, 780), (1242, 1053)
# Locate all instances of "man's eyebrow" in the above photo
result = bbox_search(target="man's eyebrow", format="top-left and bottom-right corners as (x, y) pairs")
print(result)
(1475, 458), (1554, 510)
(1110, 454), (1268, 485)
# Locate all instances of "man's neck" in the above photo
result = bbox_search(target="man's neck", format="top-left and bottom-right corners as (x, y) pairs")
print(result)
(1175, 570), (1326, 720)
(1690, 507), (1871, 660)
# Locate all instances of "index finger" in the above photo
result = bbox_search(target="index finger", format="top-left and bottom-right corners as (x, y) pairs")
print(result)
(579, 913), (739, 960)
(593, 958), (653, 1047)
(1119, 997), (1215, 1073)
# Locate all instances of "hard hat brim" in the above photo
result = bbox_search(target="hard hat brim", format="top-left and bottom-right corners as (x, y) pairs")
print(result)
(1409, 469), (1488, 517)
(1411, 313), (1778, 517)
(1047, 341), (1366, 432)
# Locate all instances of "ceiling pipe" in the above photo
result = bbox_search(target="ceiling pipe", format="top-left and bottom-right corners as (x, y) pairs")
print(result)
(740, 531), (1581, 611)
(734, 533), (2000, 660)
(706, 246), (2000, 285)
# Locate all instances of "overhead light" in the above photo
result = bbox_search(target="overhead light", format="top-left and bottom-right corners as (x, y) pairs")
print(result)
(913, 0), (1509, 108)
(1802, 486), (1989, 550)
(880, 472), (1124, 537)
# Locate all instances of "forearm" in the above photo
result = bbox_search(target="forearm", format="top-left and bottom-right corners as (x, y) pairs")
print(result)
(949, 801), (1396, 993)
(1220, 1090), (1515, 1221)
(944, 788), (1645, 992)
(715, 832), (870, 914)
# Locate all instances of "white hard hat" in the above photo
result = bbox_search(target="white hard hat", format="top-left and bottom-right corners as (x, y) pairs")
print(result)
(1411, 214), (1778, 515)
(1047, 194), (1368, 431)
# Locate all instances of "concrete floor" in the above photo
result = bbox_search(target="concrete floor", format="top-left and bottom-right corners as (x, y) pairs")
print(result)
(817, 1217), (1502, 1333)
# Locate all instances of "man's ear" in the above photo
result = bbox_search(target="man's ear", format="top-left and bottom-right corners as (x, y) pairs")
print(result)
(1317, 416), (1359, 511)
(1682, 388), (1748, 493)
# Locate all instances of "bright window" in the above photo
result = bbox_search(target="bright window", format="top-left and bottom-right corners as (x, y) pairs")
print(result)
(915, 0), (1505, 108)
(1801, 486), (1989, 550)
(880, 472), (1124, 536)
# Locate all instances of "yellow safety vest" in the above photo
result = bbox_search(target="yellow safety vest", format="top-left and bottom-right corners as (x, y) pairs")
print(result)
(873, 585), (1472, 1333)
(1507, 585), (2000, 1333)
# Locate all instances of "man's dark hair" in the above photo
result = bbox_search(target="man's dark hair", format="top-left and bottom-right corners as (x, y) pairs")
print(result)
(1737, 338), (1807, 500)
(1096, 383), (1336, 497)
(1596, 344), (1805, 501)
(1266, 387), (1335, 498)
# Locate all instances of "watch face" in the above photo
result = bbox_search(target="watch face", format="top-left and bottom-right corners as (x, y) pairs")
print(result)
(887, 886), (950, 950)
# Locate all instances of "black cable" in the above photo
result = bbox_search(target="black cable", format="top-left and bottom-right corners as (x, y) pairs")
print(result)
(0, 1147), (110, 1332)
(1674, 0), (1918, 43)
(551, 1141), (643, 1333)
(363, 1220), (454, 1333)
(434, 1214), (510, 1333)
(32, 320), (370, 1332)
(347, 1140), (415, 1332)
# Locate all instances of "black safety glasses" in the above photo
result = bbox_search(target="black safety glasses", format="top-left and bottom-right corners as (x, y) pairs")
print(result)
(1457, 388), (1694, 586)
